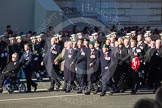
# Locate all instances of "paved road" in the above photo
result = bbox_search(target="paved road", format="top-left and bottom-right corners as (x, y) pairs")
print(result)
(0, 87), (155, 108)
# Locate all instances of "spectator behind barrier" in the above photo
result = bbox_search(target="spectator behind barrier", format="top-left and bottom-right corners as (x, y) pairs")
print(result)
(133, 98), (161, 108)
(155, 86), (162, 107)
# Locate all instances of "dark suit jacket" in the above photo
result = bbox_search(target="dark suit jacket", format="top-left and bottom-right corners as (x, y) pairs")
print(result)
(149, 48), (162, 69)
(87, 48), (99, 73)
(43, 44), (61, 78)
(2, 61), (20, 74)
(19, 50), (33, 72)
(137, 41), (148, 55)
(117, 45), (128, 63)
(100, 50), (112, 75)
(62, 48), (77, 72)
(121, 47), (144, 63)
(73, 47), (87, 70)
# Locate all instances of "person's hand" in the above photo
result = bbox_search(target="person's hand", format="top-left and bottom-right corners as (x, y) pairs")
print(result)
(105, 66), (109, 70)
(41, 62), (44, 66)
(119, 61), (122, 65)
(55, 61), (58, 65)
(143, 62), (146, 65)
(2, 71), (8, 74)
(70, 62), (74, 67)
(90, 63), (93, 67)
(22, 65), (26, 68)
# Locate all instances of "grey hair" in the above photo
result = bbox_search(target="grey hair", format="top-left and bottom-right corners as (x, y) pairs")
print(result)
(12, 52), (19, 59)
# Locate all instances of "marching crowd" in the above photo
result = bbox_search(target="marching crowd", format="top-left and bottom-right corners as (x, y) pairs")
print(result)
(0, 25), (162, 97)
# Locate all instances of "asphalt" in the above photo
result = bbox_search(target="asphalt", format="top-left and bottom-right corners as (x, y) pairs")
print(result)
(0, 81), (155, 108)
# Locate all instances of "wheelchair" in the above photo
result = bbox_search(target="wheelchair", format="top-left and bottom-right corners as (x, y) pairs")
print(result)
(2, 69), (27, 94)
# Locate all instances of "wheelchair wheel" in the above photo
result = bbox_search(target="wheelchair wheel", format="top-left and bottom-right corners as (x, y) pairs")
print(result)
(18, 83), (26, 93)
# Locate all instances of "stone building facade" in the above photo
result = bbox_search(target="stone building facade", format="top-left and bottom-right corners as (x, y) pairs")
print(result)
(0, 0), (162, 34)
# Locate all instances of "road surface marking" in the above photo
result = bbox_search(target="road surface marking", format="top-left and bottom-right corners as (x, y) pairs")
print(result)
(0, 94), (84, 102)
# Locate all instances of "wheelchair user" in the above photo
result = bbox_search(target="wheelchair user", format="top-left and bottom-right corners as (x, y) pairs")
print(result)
(0, 53), (20, 93)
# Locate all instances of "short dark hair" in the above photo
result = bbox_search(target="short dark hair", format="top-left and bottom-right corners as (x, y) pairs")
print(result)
(6, 25), (11, 28)
(155, 86), (162, 106)
(49, 26), (53, 30)
(133, 98), (161, 108)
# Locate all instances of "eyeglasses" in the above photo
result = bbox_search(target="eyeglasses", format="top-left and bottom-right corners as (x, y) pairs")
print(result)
(12, 56), (17, 58)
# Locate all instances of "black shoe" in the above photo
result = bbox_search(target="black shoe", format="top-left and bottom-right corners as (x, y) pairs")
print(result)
(93, 85), (99, 94)
(109, 92), (113, 95)
(55, 81), (61, 90)
(63, 83), (67, 91)
(48, 87), (54, 92)
(93, 90), (98, 94)
(131, 92), (136, 95)
(65, 89), (71, 93)
(37, 78), (43, 82)
(0, 88), (3, 93)
(65, 86), (71, 93)
(100, 92), (106, 96)
(77, 88), (82, 94)
(26, 90), (31, 93)
(65, 84), (71, 93)
(34, 84), (38, 92)
(115, 89), (120, 93)
(120, 89), (125, 93)
(153, 90), (156, 94)
(84, 91), (90, 95)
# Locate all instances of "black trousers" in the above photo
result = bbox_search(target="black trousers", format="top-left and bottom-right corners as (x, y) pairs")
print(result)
(150, 68), (161, 91)
(76, 68), (86, 87)
(128, 68), (139, 93)
(0, 72), (16, 87)
(23, 68), (37, 91)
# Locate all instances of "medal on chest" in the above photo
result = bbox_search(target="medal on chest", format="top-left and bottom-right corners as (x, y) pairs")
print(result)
(90, 50), (95, 58)
(68, 49), (72, 58)
(25, 53), (29, 60)
(104, 53), (110, 60)
(51, 47), (57, 54)
(81, 49), (85, 56)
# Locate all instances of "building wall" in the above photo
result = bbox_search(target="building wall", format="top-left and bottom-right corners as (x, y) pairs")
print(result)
(54, 0), (162, 26)
(0, 0), (162, 34)
(0, 0), (62, 34)
(0, 0), (35, 34)
(95, 0), (162, 25)
(34, 0), (62, 33)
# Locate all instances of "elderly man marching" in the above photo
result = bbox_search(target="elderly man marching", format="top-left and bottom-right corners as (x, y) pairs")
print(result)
(42, 37), (61, 92)
(84, 41), (99, 95)
(56, 41), (77, 93)
(71, 39), (87, 93)
(100, 44), (116, 96)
